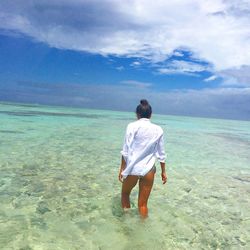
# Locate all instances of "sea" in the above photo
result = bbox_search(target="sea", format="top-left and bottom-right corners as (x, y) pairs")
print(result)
(0, 102), (249, 250)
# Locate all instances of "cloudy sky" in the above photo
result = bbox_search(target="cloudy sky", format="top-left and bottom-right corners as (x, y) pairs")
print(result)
(0, 0), (250, 120)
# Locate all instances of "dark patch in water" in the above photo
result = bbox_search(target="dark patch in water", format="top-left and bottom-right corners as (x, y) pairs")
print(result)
(117, 117), (133, 121)
(209, 132), (250, 146)
(0, 111), (36, 117)
(0, 110), (106, 119)
(0, 130), (25, 134)
(183, 187), (192, 193)
(36, 201), (51, 214)
(155, 122), (166, 126)
(111, 195), (124, 218)
(75, 220), (91, 231)
(232, 176), (250, 183)
(19, 246), (33, 250)
(30, 217), (48, 230)
(20, 120), (34, 123)
(0, 102), (41, 108)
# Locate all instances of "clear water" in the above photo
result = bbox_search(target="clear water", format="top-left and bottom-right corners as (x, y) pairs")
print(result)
(0, 102), (249, 250)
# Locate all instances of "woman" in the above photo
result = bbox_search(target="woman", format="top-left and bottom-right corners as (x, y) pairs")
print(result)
(118, 99), (167, 218)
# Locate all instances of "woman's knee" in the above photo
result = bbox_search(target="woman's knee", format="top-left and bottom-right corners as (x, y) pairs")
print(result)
(138, 198), (148, 208)
(138, 205), (148, 218)
(121, 191), (130, 197)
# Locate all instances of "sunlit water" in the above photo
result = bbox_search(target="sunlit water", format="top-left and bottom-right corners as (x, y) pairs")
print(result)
(0, 102), (249, 250)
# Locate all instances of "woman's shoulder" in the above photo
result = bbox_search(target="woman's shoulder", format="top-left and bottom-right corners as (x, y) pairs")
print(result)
(150, 122), (164, 134)
(126, 120), (139, 131)
(127, 120), (137, 127)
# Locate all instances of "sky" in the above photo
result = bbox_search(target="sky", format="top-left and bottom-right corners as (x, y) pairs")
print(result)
(0, 0), (250, 120)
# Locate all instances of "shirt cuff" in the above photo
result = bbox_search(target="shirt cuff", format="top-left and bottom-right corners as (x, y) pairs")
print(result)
(158, 158), (165, 163)
(157, 155), (166, 162)
(120, 150), (128, 158)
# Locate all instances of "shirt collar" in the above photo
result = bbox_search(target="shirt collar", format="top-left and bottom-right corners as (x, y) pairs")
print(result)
(139, 118), (150, 122)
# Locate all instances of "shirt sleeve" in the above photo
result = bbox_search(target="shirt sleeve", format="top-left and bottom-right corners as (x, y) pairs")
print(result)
(120, 125), (130, 158)
(120, 134), (128, 158)
(155, 134), (166, 162)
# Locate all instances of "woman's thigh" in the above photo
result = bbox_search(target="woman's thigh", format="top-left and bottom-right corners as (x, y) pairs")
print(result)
(122, 175), (139, 194)
(138, 168), (155, 206)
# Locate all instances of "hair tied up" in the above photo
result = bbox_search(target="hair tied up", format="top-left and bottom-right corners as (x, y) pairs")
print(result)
(136, 99), (152, 118)
(140, 99), (149, 106)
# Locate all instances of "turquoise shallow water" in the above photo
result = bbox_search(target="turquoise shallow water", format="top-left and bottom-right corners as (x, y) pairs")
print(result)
(0, 102), (249, 250)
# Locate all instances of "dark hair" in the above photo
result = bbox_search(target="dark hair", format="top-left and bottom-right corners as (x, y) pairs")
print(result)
(136, 99), (152, 118)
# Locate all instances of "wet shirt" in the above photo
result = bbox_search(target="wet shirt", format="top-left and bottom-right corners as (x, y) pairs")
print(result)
(121, 118), (166, 178)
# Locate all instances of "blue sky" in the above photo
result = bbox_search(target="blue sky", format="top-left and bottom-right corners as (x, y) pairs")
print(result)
(0, 0), (250, 120)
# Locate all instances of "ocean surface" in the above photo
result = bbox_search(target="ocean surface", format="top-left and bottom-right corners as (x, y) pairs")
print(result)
(0, 102), (249, 250)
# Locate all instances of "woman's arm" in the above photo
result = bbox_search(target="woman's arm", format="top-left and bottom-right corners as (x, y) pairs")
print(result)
(160, 162), (167, 184)
(119, 125), (130, 182)
(156, 134), (167, 184)
(118, 156), (126, 182)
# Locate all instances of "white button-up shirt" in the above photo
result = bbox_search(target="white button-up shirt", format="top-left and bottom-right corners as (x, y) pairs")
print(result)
(121, 118), (166, 178)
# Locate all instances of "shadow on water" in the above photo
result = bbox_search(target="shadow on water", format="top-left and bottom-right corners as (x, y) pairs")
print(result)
(111, 195), (166, 249)
(209, 132), (250, 146)
(0, 110), (107, 119)
(0, 102), (41, 108)
(111, 194), (165, 250)
(0, 130), (25, 134)
(111, 195), (123, 218)
(111, 194), (138, 219)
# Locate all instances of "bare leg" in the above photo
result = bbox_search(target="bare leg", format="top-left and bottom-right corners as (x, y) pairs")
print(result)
(138, 168), (155, 218)
(121, 175), (139, 209)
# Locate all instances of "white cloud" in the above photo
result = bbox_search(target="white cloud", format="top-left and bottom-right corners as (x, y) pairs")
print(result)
(158, 60), (210, 75)
(204, 75), (218, 82)
(116, 66), (125, 71)
(130, 61), (141, 67)
(0, 0), (250, 84)
(121, 80), (152, 88)
(172, 51), (184, 57)
(218, 65), (250, 87)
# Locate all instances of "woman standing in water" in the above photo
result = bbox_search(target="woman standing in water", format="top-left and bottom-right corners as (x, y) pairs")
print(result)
(118, 99), (167, 218)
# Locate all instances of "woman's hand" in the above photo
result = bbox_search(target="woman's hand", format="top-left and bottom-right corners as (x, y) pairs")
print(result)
(118, 156), (126, 183)
(118, 170), (123, 183)
(161, 172), (167, 184)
